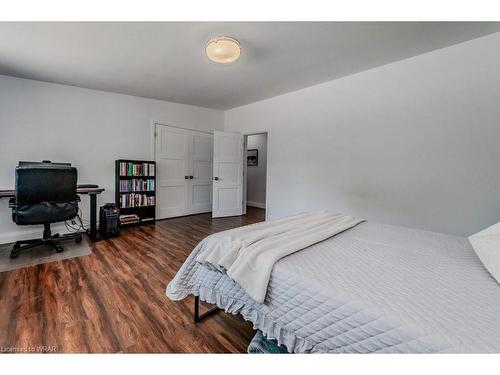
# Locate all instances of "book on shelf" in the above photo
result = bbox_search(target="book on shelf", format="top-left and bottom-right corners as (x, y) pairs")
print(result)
(119, 178), (155, 192)
(119, 193), (156, 208)
(119, 214), (140, 225)
(119, 161), (155, 177)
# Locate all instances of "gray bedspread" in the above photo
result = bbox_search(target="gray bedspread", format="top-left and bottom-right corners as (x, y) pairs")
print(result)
(166, 221), (500, 353)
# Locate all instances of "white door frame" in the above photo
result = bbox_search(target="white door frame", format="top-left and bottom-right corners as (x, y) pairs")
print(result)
(150, 121), (213, 164)
(152, 121), (269, 220)
(152, 121), (213, 219)
(243, 132), (269, 216)
(212, 131), (245, 218)
(188, 130), (213, 215)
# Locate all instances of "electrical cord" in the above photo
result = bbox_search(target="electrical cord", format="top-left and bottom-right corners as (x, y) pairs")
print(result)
(65, 207), (99, 234)
(64, 216), (85, 233)
(78, 207), (99, 227)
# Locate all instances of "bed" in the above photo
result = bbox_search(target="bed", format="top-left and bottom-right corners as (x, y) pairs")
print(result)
(166, 217), (500, 353)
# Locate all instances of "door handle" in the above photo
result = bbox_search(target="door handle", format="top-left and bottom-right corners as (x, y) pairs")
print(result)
(214, 177), (219, 181)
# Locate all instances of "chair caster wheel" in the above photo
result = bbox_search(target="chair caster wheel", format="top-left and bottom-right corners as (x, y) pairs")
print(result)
(76, 235), (83, 243)
(55, 246), (64, 253)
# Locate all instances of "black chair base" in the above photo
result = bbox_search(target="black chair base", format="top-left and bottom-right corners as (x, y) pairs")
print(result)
(10, 223), (83, 259)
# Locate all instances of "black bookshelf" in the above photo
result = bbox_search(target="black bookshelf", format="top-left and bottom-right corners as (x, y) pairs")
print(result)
(115, 159), (156, 227)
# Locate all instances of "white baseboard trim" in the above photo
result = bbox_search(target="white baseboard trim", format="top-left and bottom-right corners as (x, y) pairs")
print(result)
(247, 201), (266, 209)
(0, 223), (71, 245)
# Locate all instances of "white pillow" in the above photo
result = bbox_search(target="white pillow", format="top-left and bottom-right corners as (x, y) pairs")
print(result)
(469, 221), (500, 283)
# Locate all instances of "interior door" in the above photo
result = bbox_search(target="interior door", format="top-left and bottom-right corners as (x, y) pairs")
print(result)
(155, 124), (190, 219)
(188, 131), (213, 214)
(212, 131), (244, 218)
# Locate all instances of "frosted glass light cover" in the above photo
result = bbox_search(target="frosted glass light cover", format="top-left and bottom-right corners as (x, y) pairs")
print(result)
(205, 37), (241, 64)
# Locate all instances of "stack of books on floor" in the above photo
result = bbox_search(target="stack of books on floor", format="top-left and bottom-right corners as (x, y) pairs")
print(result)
(119, 214), (140, 225)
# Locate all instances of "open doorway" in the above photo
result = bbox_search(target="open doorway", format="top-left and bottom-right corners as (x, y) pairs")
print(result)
(244, 133), (268, 217)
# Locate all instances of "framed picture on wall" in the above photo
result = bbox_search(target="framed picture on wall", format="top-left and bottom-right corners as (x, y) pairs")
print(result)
(247, 149), (258, 166)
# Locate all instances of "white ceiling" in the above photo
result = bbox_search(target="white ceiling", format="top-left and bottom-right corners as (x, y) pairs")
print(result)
(1, 22), (499, 110)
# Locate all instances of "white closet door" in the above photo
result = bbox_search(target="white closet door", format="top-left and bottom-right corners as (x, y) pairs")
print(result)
(188, 131), (213, 214)
(155, 124), (190, 219)
(212, 131), (244, 218)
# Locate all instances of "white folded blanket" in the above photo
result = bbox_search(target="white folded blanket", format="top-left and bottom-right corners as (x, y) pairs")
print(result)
(196, 212), (364, 303)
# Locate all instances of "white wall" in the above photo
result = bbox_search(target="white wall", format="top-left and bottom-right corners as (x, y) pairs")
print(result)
(225, 32), (500, 236)
(0, 75), (224, 244)
(246, 133), (267, 208)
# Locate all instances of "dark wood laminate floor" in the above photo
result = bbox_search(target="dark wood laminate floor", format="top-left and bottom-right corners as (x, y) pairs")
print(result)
(0, 207), (265, 353)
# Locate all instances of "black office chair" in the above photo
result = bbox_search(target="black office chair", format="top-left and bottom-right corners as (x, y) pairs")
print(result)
(9, 161), (82, 259)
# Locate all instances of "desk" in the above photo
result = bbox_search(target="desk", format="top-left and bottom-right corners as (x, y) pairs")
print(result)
(0, 186), (104, 242)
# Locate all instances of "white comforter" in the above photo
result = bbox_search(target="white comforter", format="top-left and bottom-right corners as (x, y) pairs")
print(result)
(196, 212), (363, 303)
(167, 220), (500, 353)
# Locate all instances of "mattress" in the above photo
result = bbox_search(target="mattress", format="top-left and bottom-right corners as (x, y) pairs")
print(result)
(167, 221), (500, 353)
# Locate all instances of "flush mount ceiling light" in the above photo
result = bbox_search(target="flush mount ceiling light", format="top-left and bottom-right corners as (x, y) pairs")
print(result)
(205, 36), (241, 64)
